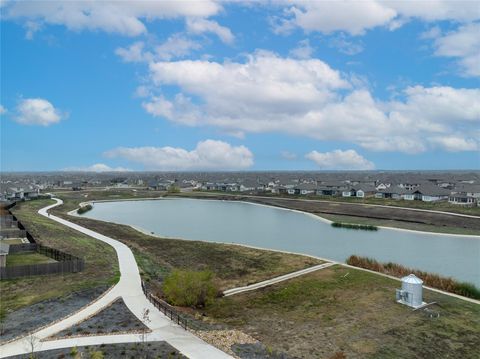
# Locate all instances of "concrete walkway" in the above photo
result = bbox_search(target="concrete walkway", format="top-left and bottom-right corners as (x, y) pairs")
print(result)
(224, 262), (336, 297)
(0, 199), (232, 359)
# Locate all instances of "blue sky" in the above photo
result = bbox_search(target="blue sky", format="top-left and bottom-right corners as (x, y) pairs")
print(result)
(1, 1), (479, 171)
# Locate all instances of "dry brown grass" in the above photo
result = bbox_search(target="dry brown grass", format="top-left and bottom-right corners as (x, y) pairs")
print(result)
(346, 255), (480, 299)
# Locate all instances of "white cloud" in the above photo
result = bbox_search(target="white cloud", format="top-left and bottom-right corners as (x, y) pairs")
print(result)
(329, 35), (363, 55)
(3, 0), (222, 37)
(276, 1), (480, 35)
(155, 34), (202, 60)
(116, 35), (201, 63)
(14, 98), (64, 126)
(281, 151), (297, 160)
(0, 105), (6, 115)
(306, 149), (375, 170)
(142, 52), (479, 154)
(115, 41), (153, 63)
(432, 23), (480, 77)
(428, 136), (479, 152)
(186, 18), (234, 44)
(289, 39), (313, 59)
(64, 163), (131, 172)
(279, 0), (397, 35)
(104, 140), (254, 170)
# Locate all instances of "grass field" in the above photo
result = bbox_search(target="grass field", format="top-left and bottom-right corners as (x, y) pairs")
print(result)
(201, 265), (480, 358)
(6, 252), (56, 266)
(0, 199), (119, 313)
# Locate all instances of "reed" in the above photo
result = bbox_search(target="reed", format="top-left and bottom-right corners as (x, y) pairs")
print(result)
(76, 204), (93, 215)
(331, 222), (378, 231)
(346, 255), (480, 299)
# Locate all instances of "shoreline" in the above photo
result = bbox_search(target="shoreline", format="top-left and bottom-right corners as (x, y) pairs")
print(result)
(69, 203), (480, 305)
(85, 196), (480, 238)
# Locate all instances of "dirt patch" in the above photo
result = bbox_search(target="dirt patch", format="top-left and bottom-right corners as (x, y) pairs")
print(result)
(51, 298), (148, 338)
(0, 285), (109, 343)
(5, 341), (186, 358)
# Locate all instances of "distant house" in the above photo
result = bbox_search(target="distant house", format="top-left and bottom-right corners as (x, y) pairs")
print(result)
(411, 185), (450, 202)
(375, 186), (408, 200)
(295, 183), (317, 195)
(343, 185), (376, 198)
(448, 193), (477, 205)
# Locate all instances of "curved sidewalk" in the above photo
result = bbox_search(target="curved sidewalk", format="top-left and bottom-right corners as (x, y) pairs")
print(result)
(0, 199), (231, 359)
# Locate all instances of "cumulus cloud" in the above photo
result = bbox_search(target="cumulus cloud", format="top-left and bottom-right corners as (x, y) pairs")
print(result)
(428, 136), (479, 152)
(289, 39), (313, 59)
(306, 149), (375, 170)
(0, 105), (6, 115)
(141, 52), (479, 153)
(116, 35), (201, 63)
(104, 140), (254, 170)
(275, 0), (480, 35)
(155, 34), (202, 60)
(432, 23), (480, 77)
(115, 41), (153, 63)
(283, 0), (396, 35)
(3, 0), (221, 37)
(64, 163), (131, 172)
(14, 98), (65, 126)
(186, 18), (234, 44)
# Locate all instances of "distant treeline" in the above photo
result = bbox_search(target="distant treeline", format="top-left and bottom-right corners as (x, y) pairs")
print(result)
(346, 255), (480, 300)
(331, 222), (378, 231)
(77, 204), (93, 215)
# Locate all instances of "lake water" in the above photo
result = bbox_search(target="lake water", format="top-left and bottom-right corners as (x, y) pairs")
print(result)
(81, 198), (480, 287)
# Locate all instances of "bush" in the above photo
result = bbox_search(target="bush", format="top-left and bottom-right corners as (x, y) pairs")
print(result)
(163, 269), (218, 308)
(331, 222), (378, 231)
(167, 185), (180, 193)
(77, 204), (93, 215)
(346, 255), (480, 299)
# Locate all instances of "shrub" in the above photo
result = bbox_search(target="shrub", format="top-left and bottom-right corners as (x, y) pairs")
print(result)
(167, 185), (180, 193)
(331, 222), (377, 231)
(77, 204), (93, 215)
(346, 255), (480, 299)
(163, 269), (218, 308)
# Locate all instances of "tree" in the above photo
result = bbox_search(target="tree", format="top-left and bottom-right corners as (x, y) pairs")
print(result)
(140, 308), (151, 344)
(25, 334), (40, 359)
(139, 308), (151, 358)
(163, 270), (218, 308)
(0, 307), (6, 336)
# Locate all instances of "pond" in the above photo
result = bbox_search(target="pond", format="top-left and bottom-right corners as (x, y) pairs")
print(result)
(80, 198), (480, 287)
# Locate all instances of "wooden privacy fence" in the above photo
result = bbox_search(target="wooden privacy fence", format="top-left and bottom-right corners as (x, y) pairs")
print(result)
(0, 259), (84, 279)
(141, 281), (196, 331)
(0, 244), (85, 280)
(0, 229), (27, 239)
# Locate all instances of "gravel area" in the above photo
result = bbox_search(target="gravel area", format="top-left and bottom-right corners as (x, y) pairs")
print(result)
(193, 329), (289, 359)
(5, 341), (187, 358)
(51, 298), (148, 338)
(1, 285), (110, 343)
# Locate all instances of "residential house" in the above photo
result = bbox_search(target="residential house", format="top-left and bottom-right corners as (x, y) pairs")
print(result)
(448, 193), (477, 205)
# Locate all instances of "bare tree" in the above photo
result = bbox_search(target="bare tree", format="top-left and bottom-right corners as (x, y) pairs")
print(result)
(25, 334), (40, 359)
(139, 308), (151, 358)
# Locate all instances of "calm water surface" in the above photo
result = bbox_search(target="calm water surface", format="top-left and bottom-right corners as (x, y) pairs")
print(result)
(81, 198), (480, 287)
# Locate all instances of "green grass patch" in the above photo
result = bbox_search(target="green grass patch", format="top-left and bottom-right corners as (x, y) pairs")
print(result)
(6, 252), (56, 266)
